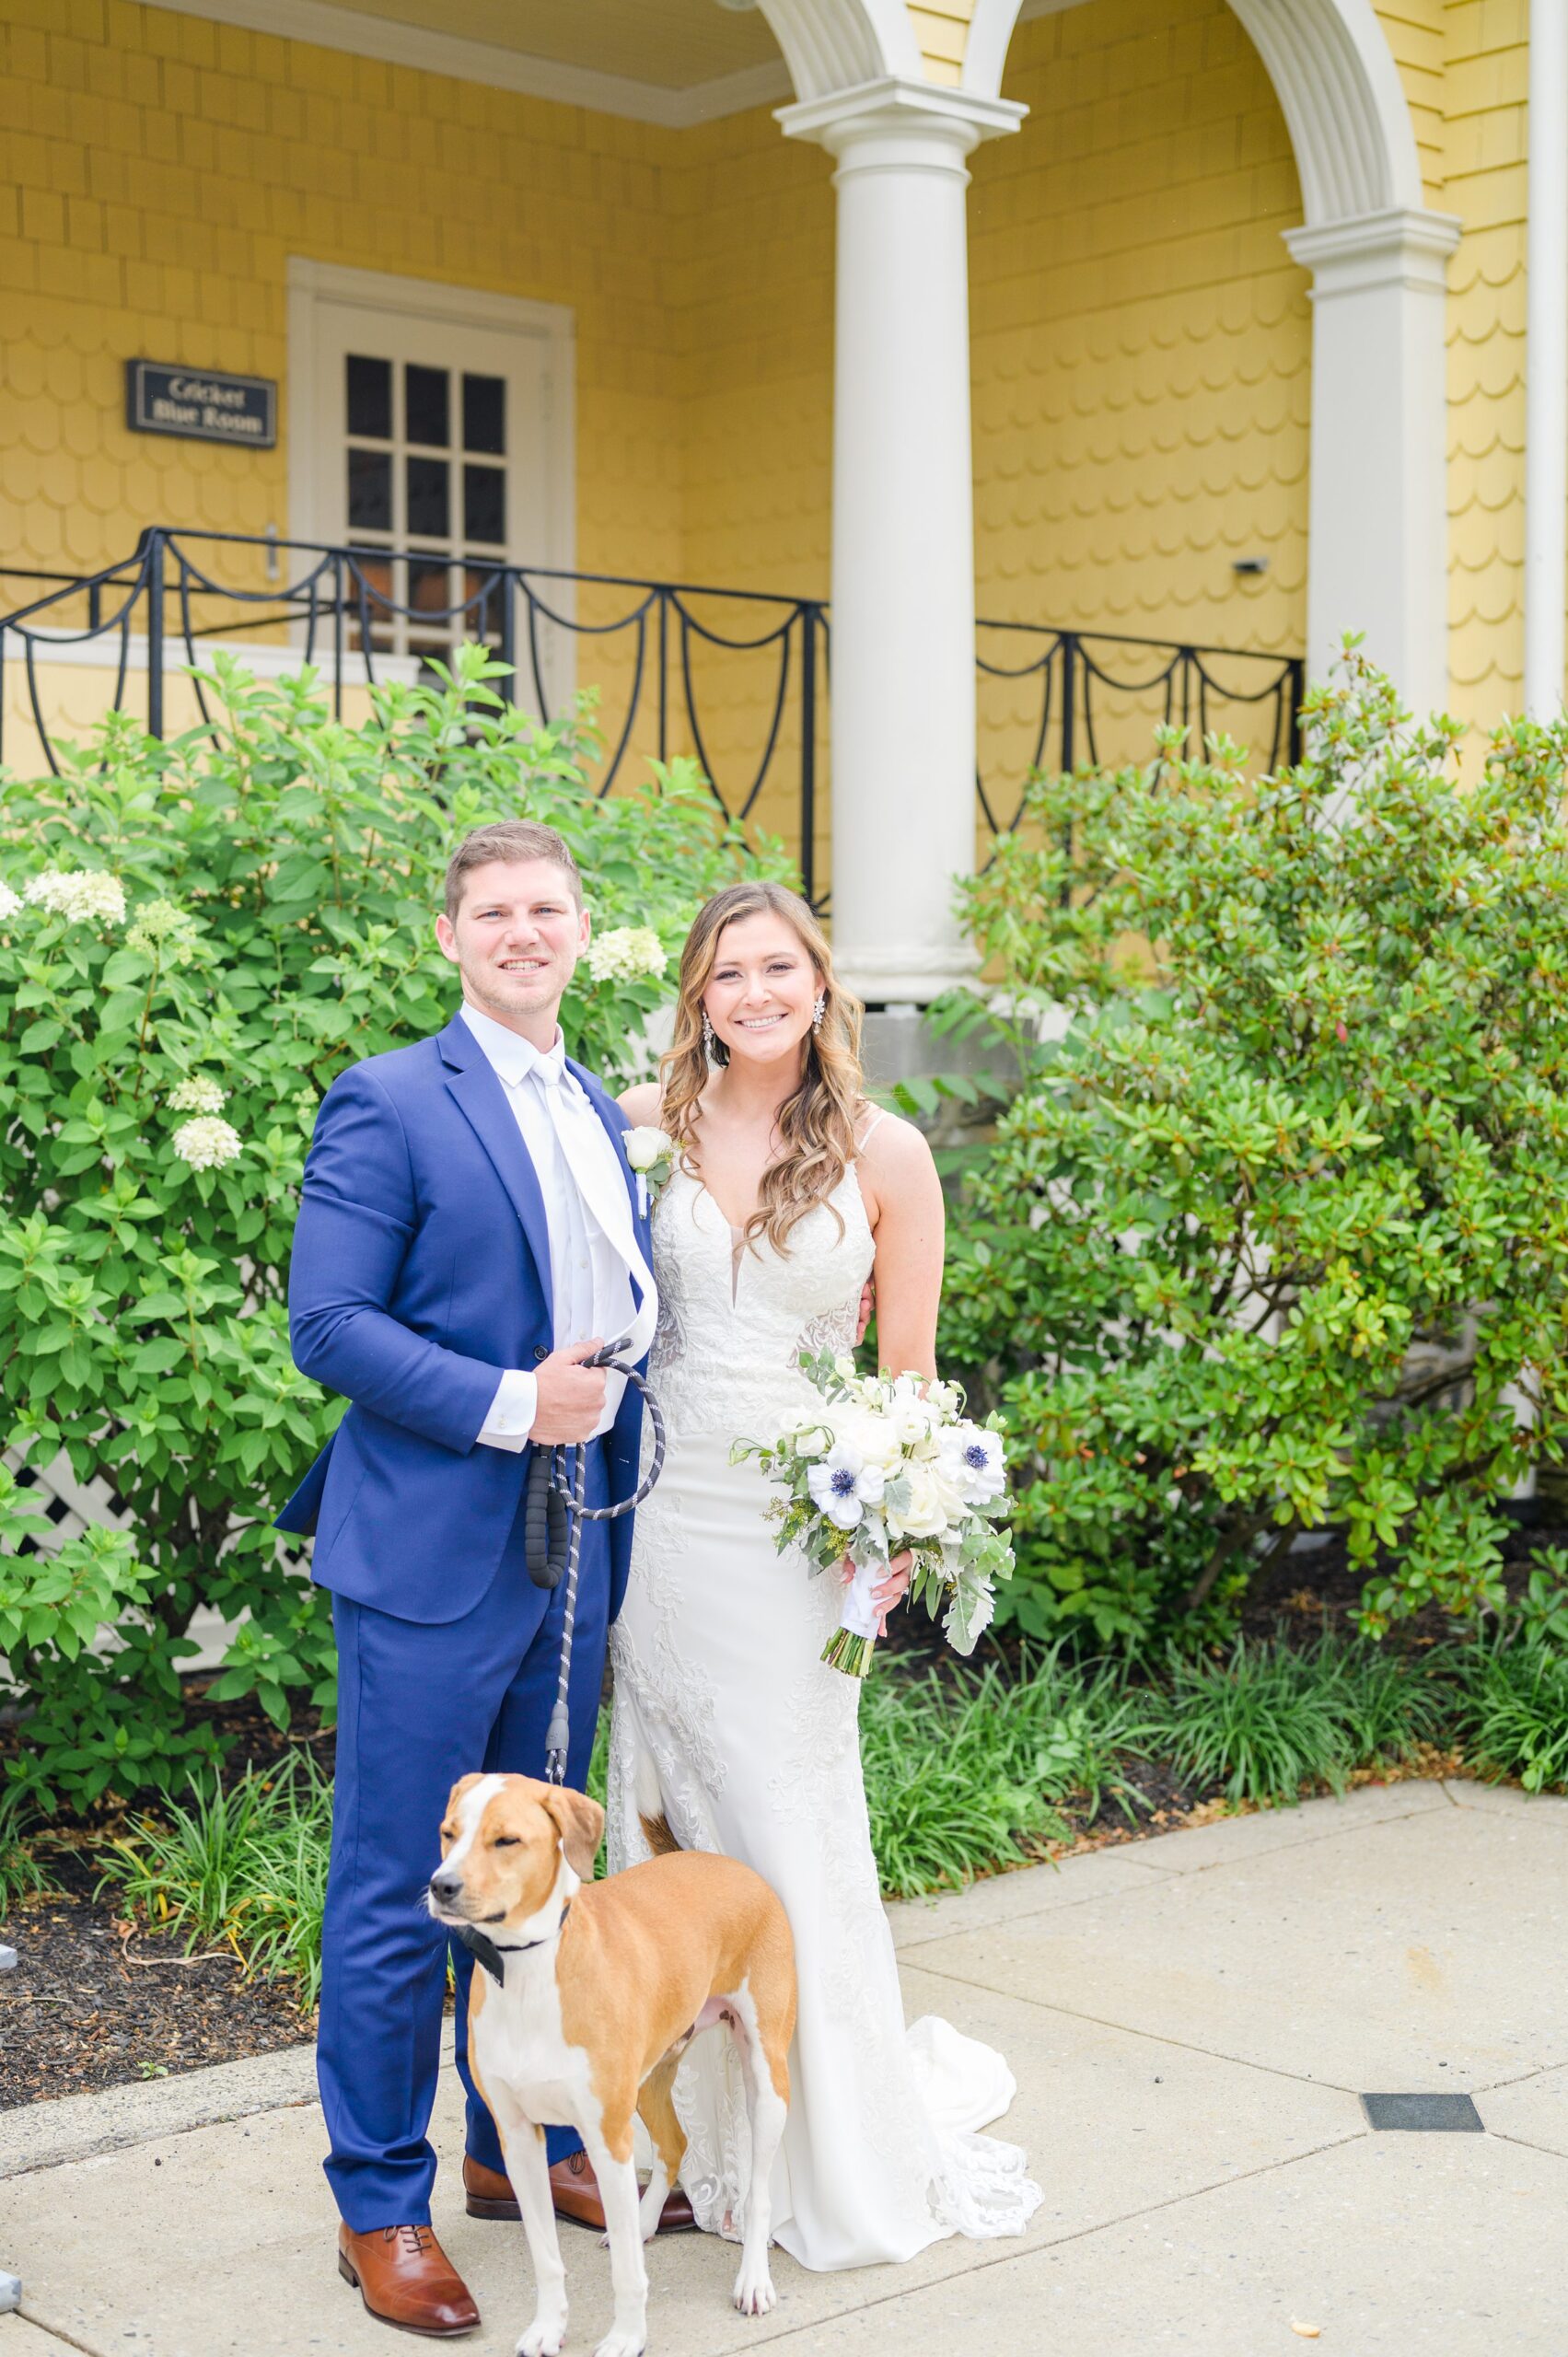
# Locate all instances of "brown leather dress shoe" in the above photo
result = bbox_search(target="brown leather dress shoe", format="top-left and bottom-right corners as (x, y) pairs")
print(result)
(464, 2150), (695, 2233)
(337, 2223), (480, 2338)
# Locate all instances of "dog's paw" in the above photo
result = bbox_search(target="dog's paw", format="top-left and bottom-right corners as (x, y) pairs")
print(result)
(732, 2262), (777, 2317)
(592, 2330), (646, 2357)
(517, 2314), (568, 2357)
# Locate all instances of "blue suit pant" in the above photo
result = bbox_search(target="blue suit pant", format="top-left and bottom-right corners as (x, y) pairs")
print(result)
(317, 1440), (610, 2230)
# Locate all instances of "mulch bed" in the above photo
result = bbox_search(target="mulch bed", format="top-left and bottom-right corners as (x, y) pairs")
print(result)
(0, 1844), (311, 2111)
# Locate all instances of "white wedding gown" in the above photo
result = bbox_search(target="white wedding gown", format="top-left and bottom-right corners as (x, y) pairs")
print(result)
(607, 1150), (1042, 2270)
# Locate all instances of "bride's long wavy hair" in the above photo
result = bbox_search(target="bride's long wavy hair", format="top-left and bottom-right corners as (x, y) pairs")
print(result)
(660, 881), (865, 1252)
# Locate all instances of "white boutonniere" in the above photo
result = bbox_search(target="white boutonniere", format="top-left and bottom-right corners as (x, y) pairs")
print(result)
(621, 1126), (676, 1218)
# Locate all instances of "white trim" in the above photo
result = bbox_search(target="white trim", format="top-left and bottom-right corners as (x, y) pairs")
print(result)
(13, 630), (419, 686)
(1226, 0), (1423, 226)
(1525, 0), (1568, 718)
(150, 0), (792, 126)
(1283, 208), (1460, 711)
(285, 257), (576, 585)
(1284, 204), (1462, 289)
(779, 76), (1026, 148)
(754, 0), (918, 101)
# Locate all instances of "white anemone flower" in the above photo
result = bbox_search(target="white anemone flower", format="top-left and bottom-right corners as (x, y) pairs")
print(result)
(807, 1441), (885, 1530)
(171, 1115), (243, 1171)
(940, 1422), (1007, 1507)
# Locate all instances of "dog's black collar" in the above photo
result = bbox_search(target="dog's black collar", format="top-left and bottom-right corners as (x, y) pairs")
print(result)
(454, 1903), (572, 1989)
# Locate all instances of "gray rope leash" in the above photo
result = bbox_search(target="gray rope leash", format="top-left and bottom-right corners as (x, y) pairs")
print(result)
(523, 1336), (666, 1785)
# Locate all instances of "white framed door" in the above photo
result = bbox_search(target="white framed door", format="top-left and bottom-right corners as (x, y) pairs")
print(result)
(287, 259), (575, 704)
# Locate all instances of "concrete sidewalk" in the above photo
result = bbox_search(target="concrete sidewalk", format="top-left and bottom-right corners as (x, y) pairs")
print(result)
(5, 1777), (1567, 2356)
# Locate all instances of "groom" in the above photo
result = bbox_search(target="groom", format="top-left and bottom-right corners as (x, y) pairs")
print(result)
(279, 819), (686, 2340)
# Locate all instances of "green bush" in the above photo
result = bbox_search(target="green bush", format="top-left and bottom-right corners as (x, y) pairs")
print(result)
(942, 654), (1568, 1646)
(0, 648), (774, 1807)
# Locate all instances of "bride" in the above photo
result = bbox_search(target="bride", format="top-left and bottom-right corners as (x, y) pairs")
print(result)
(610, 879), (1042, 2271)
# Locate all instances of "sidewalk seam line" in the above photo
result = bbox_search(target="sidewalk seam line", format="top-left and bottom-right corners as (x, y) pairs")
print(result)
(720, 2128), (1369, 2354)
(18, 2304), (108, 2356)
(896, 1960), (1366, 2096)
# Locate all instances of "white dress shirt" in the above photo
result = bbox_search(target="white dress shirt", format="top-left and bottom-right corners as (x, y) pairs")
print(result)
(460, 1002), (651, 1448)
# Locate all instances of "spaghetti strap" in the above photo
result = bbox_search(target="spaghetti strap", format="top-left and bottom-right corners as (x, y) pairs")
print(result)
(855, 1105), (888, 1150)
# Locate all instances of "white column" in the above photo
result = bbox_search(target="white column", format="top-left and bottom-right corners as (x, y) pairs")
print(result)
(1284, 207), (1461, 718)
(1526, 0), (1568, 719)
(781, 79), (1022, 1005)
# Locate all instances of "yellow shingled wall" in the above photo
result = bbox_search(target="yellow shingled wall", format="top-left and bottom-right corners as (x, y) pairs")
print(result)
(909, 1), (979, 87)
(0, 0), (687, 787)
(1442, 0), (1528, 729)
(969, 0), (1309, 787)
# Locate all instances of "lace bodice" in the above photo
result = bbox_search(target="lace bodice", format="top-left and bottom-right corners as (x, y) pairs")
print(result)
(647, 1161), (875, 1444)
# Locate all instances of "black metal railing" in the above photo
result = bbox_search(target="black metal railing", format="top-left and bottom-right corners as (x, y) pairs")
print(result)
(976, 620), (1305, 835)
(1, 529), (1305, 906)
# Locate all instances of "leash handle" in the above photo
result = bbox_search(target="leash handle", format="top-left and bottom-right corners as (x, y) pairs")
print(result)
(536, 1338), (667, 1785)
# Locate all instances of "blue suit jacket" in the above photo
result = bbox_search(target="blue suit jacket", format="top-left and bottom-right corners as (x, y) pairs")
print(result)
(277, 1011), (651, 1627)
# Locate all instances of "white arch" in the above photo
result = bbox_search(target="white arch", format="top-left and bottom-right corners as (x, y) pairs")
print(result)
(966, 0), (1419, 229)
(1227, 0), (1423, 222)
(752, 0), (922, 102)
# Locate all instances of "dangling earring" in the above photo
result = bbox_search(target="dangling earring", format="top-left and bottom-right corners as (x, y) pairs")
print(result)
(703, 1009), (727, 1067)
(812, 990), (827, 1035)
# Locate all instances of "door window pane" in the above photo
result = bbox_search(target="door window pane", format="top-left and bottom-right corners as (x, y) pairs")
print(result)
(408, 557), (452, 620)
(346, 354), (391, 440)
(405, 364), (449, 448)
(463, 463), (505, 547)
(406, 455), (449, 539)
(348, 447), (392, 533)
(462, 373), (505, 455)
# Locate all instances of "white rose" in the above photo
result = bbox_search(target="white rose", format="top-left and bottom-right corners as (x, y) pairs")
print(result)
(885, 1457), (963, 1541)
(788, 1420), (834, 1460)
(621, 1125), (672, 1173)
(843, 1408), (902, 1472)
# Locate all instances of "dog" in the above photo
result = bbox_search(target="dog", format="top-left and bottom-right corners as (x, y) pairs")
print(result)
(428, 1772), (797, 2357)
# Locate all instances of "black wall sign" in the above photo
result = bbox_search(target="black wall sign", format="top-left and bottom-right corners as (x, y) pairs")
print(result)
(125, 360), (277, 448)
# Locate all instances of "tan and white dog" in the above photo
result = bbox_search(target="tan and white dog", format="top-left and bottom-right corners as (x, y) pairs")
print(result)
(428, 1772), (796, 2357)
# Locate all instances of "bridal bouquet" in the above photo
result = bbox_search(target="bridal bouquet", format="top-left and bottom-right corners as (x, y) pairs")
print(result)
(732, 1352), (1016, 1678)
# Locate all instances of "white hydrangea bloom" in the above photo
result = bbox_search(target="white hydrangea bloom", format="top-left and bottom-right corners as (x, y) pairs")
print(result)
(127, 898), (198, 964)
(171, 1115), (243, 1171)
(25, 869), (127, 926)
(584, 925), (668, 983)
(0, 881), (20, 922)
(167, 1074), (227, 1115)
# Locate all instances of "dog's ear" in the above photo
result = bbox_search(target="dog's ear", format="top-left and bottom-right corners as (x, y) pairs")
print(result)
(540, 1785), (605, 1881)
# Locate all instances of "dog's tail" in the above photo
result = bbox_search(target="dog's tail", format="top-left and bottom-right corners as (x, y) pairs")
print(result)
(639, 1809), (680, 1858)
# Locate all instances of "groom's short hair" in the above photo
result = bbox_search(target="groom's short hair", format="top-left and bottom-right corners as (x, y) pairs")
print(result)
(444, 821), (583, 918)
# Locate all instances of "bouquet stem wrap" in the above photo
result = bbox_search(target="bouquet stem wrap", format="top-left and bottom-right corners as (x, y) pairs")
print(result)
(824, 1558), (885, 1678)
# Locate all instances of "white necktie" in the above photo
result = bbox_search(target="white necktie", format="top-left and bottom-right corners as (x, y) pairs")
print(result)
(528, 1058), (657, 1362)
